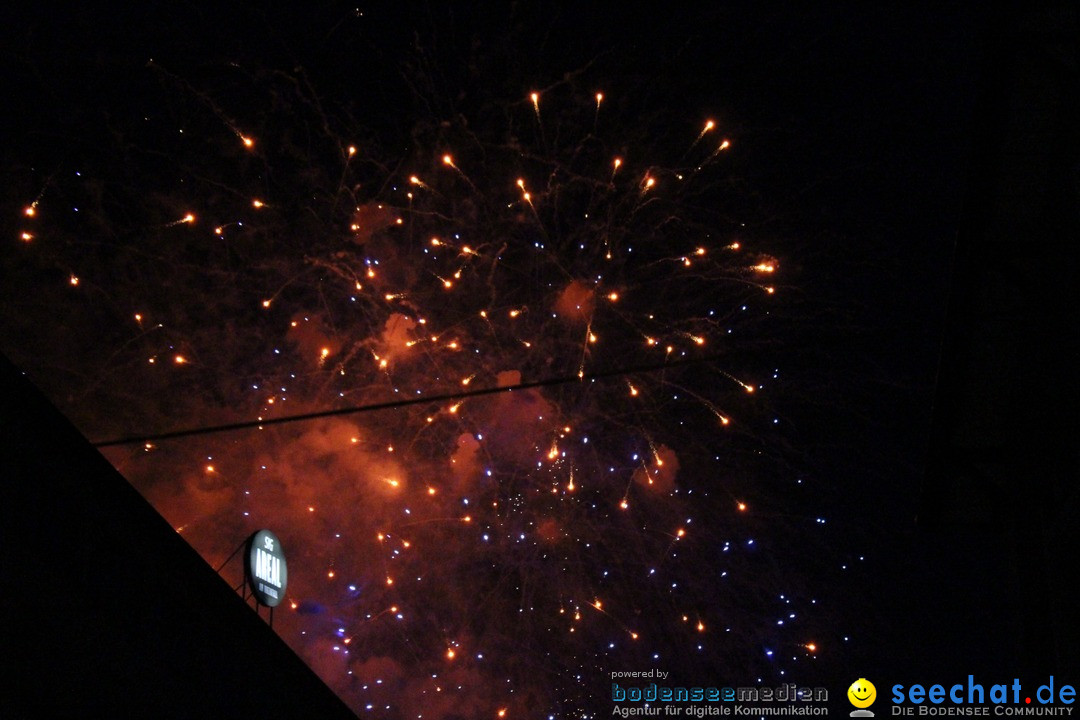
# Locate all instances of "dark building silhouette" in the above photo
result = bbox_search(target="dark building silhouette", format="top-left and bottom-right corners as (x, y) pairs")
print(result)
(0, 353), (356, 718)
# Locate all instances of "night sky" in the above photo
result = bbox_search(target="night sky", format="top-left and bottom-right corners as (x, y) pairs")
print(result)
(2, 4), (1076, 718)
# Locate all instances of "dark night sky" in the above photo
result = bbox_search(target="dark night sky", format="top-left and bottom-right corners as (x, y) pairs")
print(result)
(3, 2), (1076, 716)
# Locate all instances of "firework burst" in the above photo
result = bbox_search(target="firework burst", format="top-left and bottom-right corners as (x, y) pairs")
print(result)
(4, 55), (831, 718)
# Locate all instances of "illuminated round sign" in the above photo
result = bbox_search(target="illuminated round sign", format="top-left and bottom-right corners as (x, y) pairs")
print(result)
(244, 529), (288, 607)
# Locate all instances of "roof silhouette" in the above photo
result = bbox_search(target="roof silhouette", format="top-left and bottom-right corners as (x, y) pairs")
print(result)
(0, 352), (356, 718)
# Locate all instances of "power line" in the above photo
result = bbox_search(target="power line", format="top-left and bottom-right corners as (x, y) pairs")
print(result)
(93, 353), (729, 447)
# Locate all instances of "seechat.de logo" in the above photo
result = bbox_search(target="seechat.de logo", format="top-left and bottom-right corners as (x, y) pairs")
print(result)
(849, 678), (877, 717)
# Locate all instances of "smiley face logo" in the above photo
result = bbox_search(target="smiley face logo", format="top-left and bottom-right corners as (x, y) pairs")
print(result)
(848, 678), (877, 709)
